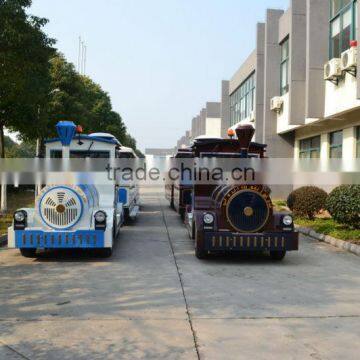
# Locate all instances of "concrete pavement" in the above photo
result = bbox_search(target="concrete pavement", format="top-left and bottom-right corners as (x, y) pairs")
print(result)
(0, 188), (359, 359)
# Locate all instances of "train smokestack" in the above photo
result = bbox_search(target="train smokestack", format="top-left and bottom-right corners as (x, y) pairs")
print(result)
(235, 124), (255, 151)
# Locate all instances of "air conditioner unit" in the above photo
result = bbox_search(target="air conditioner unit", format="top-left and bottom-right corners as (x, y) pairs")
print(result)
(270, 97), (283, 112)
(324, 58), (342, 83)
(341, 47), (357, 72)
(249, 110), (255, 122)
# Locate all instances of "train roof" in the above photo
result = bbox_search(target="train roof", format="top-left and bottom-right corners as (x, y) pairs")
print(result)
(192, 137), (267, 149)
(45, 133), (121, 146)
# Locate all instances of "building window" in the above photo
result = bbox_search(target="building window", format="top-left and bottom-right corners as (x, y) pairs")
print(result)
(330, 0), (357, 59)
(280, 37), (289, 95)
(230, 72), (255, 126)
(356, 126), (360, 157)
(329, 130), (343, 158)
(299, 136), (321, 158)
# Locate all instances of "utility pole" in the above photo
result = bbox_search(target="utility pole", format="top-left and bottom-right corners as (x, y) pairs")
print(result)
(78, 36), (87, 75)
(78, 36), (82, 73)
(83, 45), (87, 75)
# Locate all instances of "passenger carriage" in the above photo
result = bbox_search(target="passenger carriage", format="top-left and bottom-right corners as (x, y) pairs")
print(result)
(116, 145), (140, 222)
(165, 147), (193, 219)
(7, 121), (139, 258)
(184, 125), (299, 260)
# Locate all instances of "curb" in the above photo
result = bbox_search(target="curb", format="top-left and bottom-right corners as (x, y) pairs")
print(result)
(295, 225), (360, 257)
(0, 235), (7, 247)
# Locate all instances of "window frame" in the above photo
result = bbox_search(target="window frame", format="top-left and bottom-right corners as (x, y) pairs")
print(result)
(230, 72), (256, 126)
(329, 130), (343, 158)
(329, 0), (357, 59)
(356, 126), (360, 157)
(299, 136), (321, 158)
(280, 37), (290, 96)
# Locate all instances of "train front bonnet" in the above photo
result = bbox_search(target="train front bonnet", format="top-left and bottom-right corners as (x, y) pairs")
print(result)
(36, 185), (99, 230)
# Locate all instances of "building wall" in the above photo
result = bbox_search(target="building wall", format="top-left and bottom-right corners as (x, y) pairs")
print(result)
(179, 0), (360, 161)
(324, 73), (360, 118)
(221, 80), (230, 137)
(205, 118), (222, 137)
(294, 116), (360, 160)
(263, 9), (295, 158)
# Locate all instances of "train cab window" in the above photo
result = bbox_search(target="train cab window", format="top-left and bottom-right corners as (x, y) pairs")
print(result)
(70, 150), (110, 158)
(200, 152), (260, 158)
(116, 152), (135, 159)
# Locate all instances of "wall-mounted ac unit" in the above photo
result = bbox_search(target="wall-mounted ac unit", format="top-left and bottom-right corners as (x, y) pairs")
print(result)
(270, 97), (283, 112)
(324, 58), (342, 84)
(341, 47), (357, 76)
(249, 110), (255, 122)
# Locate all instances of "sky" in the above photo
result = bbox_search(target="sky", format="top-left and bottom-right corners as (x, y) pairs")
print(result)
(30, 0), (289, 151)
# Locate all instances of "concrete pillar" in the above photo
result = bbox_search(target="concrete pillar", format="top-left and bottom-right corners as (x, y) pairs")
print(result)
(320, 133), (329, 159)
(343, 127), (356, 159)
(263, 9), (295, 157)
(255, 23), (265, 143)
(288, 0), (307, 126)
(305, 0), (329, 118)
(294, 139), (300, 159)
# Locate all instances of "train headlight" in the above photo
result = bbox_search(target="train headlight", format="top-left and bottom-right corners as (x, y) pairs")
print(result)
(94, 211), (107, 230)
(203, 213), (214, 225)
(95, 211), (106, 223)
(14, 211), (27, 230)
(14, 211), (25, 222)
(282, 215), (293, 226)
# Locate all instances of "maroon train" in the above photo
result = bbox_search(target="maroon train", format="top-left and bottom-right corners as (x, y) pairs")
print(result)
(166, 125), (299, 261)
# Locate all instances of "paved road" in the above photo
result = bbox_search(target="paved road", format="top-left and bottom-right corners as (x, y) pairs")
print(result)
(0, 188), (359, 359)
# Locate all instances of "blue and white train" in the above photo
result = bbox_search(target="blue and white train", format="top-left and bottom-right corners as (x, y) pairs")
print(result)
(7, 121), (140, 257)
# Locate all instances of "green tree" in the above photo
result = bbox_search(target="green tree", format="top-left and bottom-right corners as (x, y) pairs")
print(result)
(47, 54), (141, 154)
(0, 0), (56, 156)
(4, 136), (35, 157)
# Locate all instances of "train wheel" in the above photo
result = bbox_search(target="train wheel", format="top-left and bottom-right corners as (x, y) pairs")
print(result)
(179, 208), (185, 221)
(270, 250), (286, 261)
(99, 248), (113, 258)
(20, 249), (37, 258)
(194, 228), (207, 259)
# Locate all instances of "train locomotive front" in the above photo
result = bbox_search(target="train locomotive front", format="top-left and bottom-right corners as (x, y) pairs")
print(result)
(7, 121), (137, 257)
(8, 183), (117, 257)
(189, 125), (299, 260)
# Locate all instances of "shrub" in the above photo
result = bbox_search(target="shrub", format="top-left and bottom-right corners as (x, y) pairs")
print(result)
(287, 186), (328, 220)
(326, 185), (360, 229)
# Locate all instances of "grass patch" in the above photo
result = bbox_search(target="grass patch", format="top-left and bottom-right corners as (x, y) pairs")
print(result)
(0, 189), (34, 235)
(0, 215), (12, 236)
(296, 217), (360, 244)
(273, 199), (289, 212)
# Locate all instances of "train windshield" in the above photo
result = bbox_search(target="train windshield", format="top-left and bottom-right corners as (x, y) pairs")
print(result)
(50, 150), (111, 158)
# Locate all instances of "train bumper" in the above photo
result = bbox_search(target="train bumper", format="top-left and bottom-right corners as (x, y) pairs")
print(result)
(13, 229), (105, 249)
(203, 231), (299, 252)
